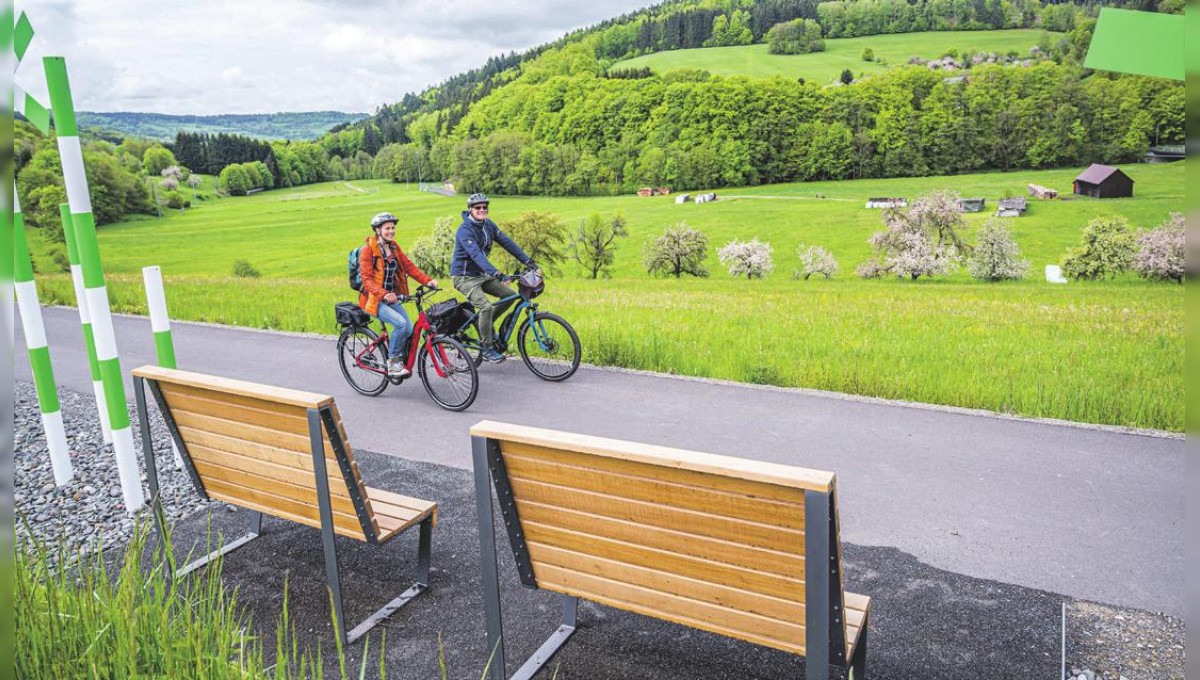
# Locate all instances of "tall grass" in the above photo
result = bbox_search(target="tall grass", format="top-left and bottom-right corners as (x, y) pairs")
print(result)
(32, 274), (1183, 430)
(14, 519), (384, 679)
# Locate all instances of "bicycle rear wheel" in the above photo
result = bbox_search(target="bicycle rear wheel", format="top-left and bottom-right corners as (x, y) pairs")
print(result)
(417, 335), (479, 411)
(517, 312), (581, 382)
(338, 326), (389, 396)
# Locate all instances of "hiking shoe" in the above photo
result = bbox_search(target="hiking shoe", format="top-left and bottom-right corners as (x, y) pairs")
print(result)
(387, 357), (411, 378)
(481, 347), (505, 363)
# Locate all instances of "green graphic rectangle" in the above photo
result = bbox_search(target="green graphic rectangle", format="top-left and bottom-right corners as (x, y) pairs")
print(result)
(1085, 8), (1183, 80)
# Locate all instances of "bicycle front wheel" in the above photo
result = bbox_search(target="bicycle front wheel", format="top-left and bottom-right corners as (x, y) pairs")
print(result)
(417, 335), (479, 411)
(517, 312), (581, 382)
(338, 326), (389, 396)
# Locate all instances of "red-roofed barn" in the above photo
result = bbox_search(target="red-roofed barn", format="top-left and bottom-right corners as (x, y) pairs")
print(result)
(1073, 164), (1134, 199)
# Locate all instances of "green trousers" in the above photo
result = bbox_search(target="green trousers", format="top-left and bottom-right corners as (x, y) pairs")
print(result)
(453, 275), (517, 344)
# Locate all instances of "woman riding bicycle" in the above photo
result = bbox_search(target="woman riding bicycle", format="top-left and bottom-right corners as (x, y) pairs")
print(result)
(358, 211), (438, 378)
(451, 193), (536, 363)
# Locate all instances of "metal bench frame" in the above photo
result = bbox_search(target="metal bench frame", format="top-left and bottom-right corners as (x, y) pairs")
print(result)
(471, 433), (869, 680)
(134, 374), (432, 646)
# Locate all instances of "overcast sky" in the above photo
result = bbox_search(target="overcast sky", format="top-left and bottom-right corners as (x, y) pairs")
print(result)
(15, 0), (650, 115)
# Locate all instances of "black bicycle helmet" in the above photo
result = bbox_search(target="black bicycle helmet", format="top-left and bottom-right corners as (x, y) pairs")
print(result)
(467, 193), (490, 208)
(371, 211), (399, 229)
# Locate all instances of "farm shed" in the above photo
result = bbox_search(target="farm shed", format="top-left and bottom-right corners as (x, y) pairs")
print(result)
(866, 197), (907, 209)
(675, 193), (691, 204)
(1073, 165), (1134, 198)
(957, 197), (985, 212)
(995, 196), (1027, 217)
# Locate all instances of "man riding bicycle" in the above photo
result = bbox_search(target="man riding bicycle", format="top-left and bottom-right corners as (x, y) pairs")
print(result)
(451, 193), (536, 363)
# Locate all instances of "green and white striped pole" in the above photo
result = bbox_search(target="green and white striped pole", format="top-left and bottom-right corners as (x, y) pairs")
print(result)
(15, 185), (73, 485)
(45, 55), (144, 512)
(12, 12), (51, 136)
(60, 204), (114, 443)
(142, 265), (183, 468)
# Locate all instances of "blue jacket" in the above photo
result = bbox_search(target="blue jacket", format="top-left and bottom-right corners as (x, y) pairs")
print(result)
(450, 211), (532, 277)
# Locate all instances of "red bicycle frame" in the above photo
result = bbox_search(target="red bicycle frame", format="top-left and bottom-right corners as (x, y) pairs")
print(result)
(353, 310), (455, 378)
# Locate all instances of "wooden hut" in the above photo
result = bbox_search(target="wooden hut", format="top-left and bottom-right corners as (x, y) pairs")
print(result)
(1073, 165), (1134, 199)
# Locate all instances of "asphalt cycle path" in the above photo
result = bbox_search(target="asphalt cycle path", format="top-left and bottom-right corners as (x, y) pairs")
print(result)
(17, 306), (1184, 617)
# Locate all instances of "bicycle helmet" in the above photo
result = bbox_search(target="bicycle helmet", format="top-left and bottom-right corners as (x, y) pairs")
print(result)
(371, 212), (399, 229)
(467, 193), (490, 208)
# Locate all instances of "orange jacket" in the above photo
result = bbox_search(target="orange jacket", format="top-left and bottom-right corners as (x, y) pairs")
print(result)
(357, 235), (431, 317)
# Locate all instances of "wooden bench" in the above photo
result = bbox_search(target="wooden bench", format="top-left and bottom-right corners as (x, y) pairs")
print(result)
(470, 421), (871, 680)
(131, 365), (436, 646)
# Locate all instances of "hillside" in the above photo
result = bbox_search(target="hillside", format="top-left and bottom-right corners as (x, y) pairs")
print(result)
(78, 111), (367, 141)
(613, 29), (1060, 82)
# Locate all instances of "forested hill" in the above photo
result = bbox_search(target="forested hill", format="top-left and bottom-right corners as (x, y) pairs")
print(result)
(316, 0), (1181, 198)
(78, 111), (367, 141)
(334, 0), (1176, 150)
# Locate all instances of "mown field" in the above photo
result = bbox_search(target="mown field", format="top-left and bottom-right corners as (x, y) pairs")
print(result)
(28, 163), (1185, 430)
(612, 29), (1060, 83)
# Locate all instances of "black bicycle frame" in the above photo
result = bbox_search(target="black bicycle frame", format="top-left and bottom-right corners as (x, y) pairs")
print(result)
(458, 293), (529, 348)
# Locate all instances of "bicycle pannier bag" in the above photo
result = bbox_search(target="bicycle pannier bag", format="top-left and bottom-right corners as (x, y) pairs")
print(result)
(335, 301), (371, 327)
(427, 300), (475, 334)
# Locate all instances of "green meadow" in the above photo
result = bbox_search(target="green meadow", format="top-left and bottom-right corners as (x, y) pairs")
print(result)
(28, 162), (1185, 430)
(613, 29), (1060, 82)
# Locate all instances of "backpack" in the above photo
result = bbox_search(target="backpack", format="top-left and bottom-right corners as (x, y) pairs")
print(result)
(348, 247), (363, 292)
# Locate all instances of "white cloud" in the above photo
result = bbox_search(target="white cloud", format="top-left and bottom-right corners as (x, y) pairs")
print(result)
(14, 0), (651, 115)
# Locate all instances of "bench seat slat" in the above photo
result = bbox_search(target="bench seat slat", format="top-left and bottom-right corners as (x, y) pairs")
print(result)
(471, 421), (834, 493)
(365, 487), (437, 543)
(532, 542), (805, 623)
(524, 523), (804, 602)
(193, 460), (368, 521)
(536, 563), (807, 656)
(503, 441), (808, 506)
(188, 443), (352, 498)
(516, 499), (805, 580)
(159, 386), (309, 432)
(204, 478), (368, 540)
(509, 476), (803, 553)
(134, 365), (332, 409)
(504, 453), (805, 530)
(172, 409), (328, 457)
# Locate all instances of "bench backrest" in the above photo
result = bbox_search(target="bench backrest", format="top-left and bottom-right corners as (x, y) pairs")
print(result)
(471, 420), (852, 664)
(132, 365), (381, 542)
